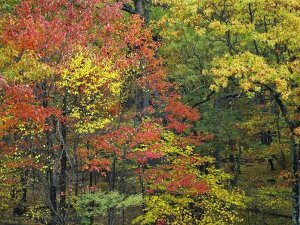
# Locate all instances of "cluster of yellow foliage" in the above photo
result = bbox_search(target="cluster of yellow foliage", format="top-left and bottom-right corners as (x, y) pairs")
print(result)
(60, 50), (121, 133)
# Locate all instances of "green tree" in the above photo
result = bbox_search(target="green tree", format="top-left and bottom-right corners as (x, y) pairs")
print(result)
(154, 0), (300, 223)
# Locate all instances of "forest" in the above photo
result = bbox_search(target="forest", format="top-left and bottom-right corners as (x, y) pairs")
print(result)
(0, 0), (299, 224)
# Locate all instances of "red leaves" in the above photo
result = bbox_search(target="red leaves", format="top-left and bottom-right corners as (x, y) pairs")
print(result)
(0, 1), (211, 218)
(77, 148), (111, 174)
(163, 94), (200, 133)
(0, 79), (60, 169)
(143, 156), (209, 196)
(130, 122), (162, 147)
(166, 116), (192, 133)
(0, 79), (59, 133)
(166, 174), (208, 196)
(94, 125), (135, 156)
(88, 158), (111, 173)
(156, 219), (167, 225)
(165, 97), (200, 122)
(134, 151), (163, 165)
(2, 0), (101, 55)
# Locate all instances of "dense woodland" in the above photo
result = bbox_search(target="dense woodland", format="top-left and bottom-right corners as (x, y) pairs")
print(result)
(0, 0), (299, 224)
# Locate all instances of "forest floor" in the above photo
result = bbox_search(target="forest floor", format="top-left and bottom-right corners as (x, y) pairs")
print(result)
(238, 161), (292, 225)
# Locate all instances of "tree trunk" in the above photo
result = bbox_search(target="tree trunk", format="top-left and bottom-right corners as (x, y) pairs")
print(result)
(42, 81), (58, 225)
(268, 158), (276, 171)
(59, 133), (67, 224)
(229, 139), (236, 186)
(214, 143), (223, 169)
(291, 135), (299, 225)
(89, 172), (93, 188)
(46, 127), (58, 225)
(108, 158), (116, 225)
(236, 143), (242, 175)
(49, 169), (58, 225)
(59, 92), (68, 224)
(276, 116), (286, 170)
(20, 169), (28, 203)
(73, 134), (80, 196)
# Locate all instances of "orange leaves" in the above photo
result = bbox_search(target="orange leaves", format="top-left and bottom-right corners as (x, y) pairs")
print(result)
(131, 122), (162, 146)
(77, 147), (111, 174)
(0, 79), (59, 134)
(2, 0), (101, 56)
(134, 151), (163, 165)
(87, 159), (111, 173)
(0, 78), (61, 170)
(94, 125), (135, 155)
(166, 174), (208, 195)
(165, 95), (200, 122)
(164, 95), (200, 133)
(166, 117), (192, 133)
(144, 155), (209, 196)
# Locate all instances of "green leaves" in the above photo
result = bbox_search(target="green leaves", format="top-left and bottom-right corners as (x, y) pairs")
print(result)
(75, 190), (142, 223)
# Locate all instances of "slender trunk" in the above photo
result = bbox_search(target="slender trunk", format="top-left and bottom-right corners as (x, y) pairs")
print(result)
(73, 134), (80, 196)
(49, 169), (58, 225)
(59, 142), (67, 224)
(268, 158), (276, 171)
(122, 207), (125, 225)
(291, 135), (299, 225)
(108, 207), (115, 225)
(42, 81), (58, 225)
(94, 173), (97, 186)
(139, 172), (146, 211)
(276, 116), (286, 169)
(236, 143), (242, 174)
(20, 169), (28, 203)
(47, 129), (57, 225)
(268, 90), (300, 224)
(229, 139), (236, 186)
(214, 143), (222, 169)
(108, 157), (116, 225)
(88, 187), (94, 225)
(59, 92), (68, 224)
(280, 150), (286, 170)
(110, 157), (116, 190)
(89, 172), (93, 187)
(120, 147), (127, 225)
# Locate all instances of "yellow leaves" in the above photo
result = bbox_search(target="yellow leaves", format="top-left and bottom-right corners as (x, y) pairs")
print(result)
(0, 47), (53, 82)
(61, 49), (121, 133)
(195, 26), (206, 36)
(0, 45), (18, 68)
(208, 20), (227, 35)
(137, 174), (245, 224)
(210, 52), (295, 98)
(61, 52), (120, 96)
(203, 7), (213, 17)
(157, 0), (300, 115)
(159, 131), (194, 157)
(134, 193), (198, 225)
(229, 19), (255, 35)
(154, 0), (199, 30)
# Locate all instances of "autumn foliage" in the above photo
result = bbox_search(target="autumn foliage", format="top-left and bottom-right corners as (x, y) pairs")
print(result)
(0, 0), (246, 224)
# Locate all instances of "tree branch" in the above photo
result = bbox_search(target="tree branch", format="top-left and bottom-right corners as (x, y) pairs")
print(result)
(263, 84), (299, 131)
(192, 91), (215, 108)
(122, 3), (138, 14)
